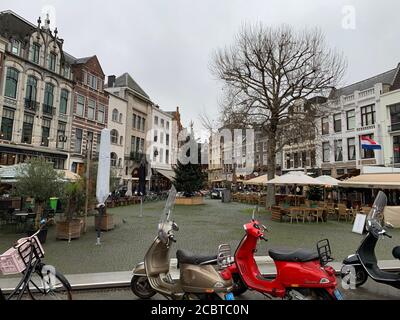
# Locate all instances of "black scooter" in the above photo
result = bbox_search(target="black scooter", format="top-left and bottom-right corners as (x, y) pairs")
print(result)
(341, 191), (400, 289)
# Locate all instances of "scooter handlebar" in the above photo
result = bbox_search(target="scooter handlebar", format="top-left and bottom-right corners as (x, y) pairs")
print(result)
(259, 236), (268, 242)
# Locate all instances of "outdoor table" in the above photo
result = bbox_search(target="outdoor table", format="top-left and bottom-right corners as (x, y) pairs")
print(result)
(281, 207), (326, 223)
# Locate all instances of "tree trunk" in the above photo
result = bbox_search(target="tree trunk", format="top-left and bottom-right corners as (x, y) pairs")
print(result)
(266, 134), (277, 209)
(34, 201), (44, 229)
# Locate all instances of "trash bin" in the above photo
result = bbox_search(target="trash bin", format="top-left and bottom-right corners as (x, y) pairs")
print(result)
(49, 197), (59, 211)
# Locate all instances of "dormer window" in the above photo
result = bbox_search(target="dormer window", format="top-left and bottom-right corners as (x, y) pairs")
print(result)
(62, 65), (70, 78)
(48, 52), (57, 71)
(11, 40), (20, 55)
(30, 43), (40, 64)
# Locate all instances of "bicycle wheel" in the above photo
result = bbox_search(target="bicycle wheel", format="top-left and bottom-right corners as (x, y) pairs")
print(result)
(27, 268), (72, 300)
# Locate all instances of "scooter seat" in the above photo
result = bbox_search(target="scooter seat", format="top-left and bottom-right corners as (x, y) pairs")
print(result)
(393, 246), (400, 260)
(176, 250), (217, 266)
(269, 248), (319, 262)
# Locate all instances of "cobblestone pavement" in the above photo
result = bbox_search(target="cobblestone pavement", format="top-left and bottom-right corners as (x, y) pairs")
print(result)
(69, 277), (400, 300)
(1, 199), (399, 275)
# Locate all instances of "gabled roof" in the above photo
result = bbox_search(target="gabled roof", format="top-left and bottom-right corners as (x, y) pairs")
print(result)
(69, 55), (105, 76)
(0, 10), (36, 41)
(115, 73), (150, 100)
(330, 66), (399, 98)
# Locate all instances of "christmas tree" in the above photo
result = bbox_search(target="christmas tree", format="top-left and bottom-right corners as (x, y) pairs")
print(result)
(173, 160), (206, 197)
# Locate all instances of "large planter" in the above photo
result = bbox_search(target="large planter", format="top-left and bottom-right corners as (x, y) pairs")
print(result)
(95, 214), (114, 231)
(56, 219), (82, 241)
(175, 196), (205, 206)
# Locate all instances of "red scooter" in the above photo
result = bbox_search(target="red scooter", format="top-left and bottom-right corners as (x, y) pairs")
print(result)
(225, 210), (343, 300)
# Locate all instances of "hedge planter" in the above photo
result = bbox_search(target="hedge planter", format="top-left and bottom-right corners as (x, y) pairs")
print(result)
(95, 214), (114, 231)
(175, 196), (205, 206)
(56, 219), (82, 241)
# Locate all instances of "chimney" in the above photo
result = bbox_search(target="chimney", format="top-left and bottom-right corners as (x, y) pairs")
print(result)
(107, 75), (116, 88)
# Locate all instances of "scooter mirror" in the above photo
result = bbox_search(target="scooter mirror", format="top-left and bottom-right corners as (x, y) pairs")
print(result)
(172, 222), (179, 231)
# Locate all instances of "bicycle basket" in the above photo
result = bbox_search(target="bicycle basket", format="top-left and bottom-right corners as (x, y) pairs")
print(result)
(316, 239), (333, 266)
(0, 236), (44, 275)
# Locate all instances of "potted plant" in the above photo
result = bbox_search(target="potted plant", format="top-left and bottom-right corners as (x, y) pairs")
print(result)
(56, 181), (85, 241)
(14, 157), (64, 243)
(173, 160), (206, 205)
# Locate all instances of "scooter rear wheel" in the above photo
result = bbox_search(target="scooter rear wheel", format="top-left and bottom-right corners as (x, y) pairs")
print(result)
(131, 276), (156, 299)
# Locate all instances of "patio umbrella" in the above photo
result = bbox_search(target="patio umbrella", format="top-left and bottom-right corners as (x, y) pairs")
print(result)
(125, 179), (133, 197)
(266, 171), (325, 186)
(243, 174), (270, 185)
(95, 129), (111, 245)
(96, 128), (111, 205)
(315, 175), (340, 201)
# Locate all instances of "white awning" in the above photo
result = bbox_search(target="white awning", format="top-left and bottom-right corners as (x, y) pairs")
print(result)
(243, 174), (269, 185)
(266, 171), (325, 186)
(157, 169), (176, 181)
(338, 173), (400, 189)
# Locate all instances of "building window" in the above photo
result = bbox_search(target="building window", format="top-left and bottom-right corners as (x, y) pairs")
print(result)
(87, 100), (95, 120)
(43, 83), (54, 115)
(346, 109), (355, 130)
(87, 74), (98, 90)
(142, 118), (145, 132)
(4, 68), (19, 99)
(1, 108), (15, 141)
(322, 142), (330, 163)
(57, 122), (67, 149)
(22, 114), (34, 144)
(286, 153), (291, 169)
(166, 121), (170, 130)
(154, 116), (158, 126)
(62, 65), (70, 78)
(393, 135), (400, 164)
(347, 137), (356, 161)
(360, 134), (375, 159)
(112, 109), (119, 122)
(48, 52), (57, 71)
(11, 40), (20, 55)
(110, 129), (119, 144)
(301, 151), (307, 167)
(132, 114), (137, 129)
(119, 136), (123, 145)
(333, 113), (342, 133)
(293, 152), (299, 168)
(41, 118), (51, 147)
(131, 136), (136, 153)
(97, 104), (105, 123)
(60, 89), (69, 114)
(361, 105), (375, 126)
(74, 128), (83, 153)
(30, 43), (40, 64)
(166, 134), (170, 146)
(76, 95), (85, 116)
(389, 104), (400, 132)
(334, 139), (343, 162)
(110, 152), (117, 167)
(321, 117), (329, 135)
(137, 116), (142, 130)
(154, 130), (158, 142)
(166, 150), (169, 164)
(25, 76), (37, 103)
(161, 119), (164, 127)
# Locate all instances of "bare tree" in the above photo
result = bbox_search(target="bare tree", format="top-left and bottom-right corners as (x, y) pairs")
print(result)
(211, 24), (346, 207)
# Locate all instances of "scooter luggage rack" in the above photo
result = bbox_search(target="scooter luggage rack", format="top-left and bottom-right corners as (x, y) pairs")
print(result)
(217, 244), (233, 270)
(317, 239), (333, 266)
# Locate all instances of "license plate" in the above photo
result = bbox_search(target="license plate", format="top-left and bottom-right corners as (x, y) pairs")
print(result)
(225, 292), (235, 300)
(334, 289), (343, 300)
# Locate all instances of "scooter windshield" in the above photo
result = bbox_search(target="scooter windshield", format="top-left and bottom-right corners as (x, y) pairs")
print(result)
(366, 191), (387, 233)
(159, 185), (177, 227)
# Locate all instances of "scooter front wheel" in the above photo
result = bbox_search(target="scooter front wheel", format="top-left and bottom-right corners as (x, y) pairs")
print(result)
(131, 276), (156, 299)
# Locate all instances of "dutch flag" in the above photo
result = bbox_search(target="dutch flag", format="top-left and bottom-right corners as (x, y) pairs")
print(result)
(361, 136), (382, 150)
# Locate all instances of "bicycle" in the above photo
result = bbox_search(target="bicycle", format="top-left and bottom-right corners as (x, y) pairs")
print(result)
(0, 220), (72, 300)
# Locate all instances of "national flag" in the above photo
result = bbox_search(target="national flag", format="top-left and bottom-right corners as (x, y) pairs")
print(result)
(361, 136), (382, 150)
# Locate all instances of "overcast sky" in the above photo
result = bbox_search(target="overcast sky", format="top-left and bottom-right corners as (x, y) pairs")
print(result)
(2, 0), (400, 140)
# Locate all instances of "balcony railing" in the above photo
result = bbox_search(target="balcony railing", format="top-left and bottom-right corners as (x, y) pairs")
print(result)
(24, 99), (39, 112)
(359, 88), (375, 99)
(389, 122), (400, 132)
(42, 104), (55, 116)
(129, 152), (145, 162)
